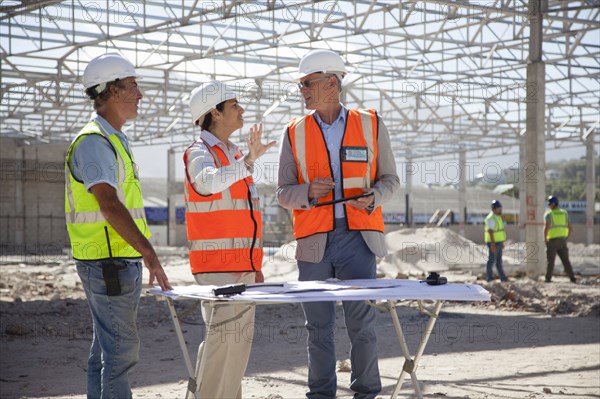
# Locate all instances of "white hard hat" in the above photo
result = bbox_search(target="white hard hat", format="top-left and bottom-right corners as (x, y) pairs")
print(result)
(189, 80), (237, 125)
(83, 53), (142, 92)
(296, 49), (347, 80)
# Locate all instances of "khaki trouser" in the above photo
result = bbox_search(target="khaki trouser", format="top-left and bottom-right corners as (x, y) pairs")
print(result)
(194, 272), (256, 399)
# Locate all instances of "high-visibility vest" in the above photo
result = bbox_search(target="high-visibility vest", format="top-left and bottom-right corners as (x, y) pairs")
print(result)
(545, 208), (569, 239)
(484, 212), (506, 243)
(287, 108), (384, 239)
(65, 121), (149, 260)
(183, 139), (263, 274)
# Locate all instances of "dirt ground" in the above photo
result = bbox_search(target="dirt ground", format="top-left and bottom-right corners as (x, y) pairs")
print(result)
(1, 242), (599, 399)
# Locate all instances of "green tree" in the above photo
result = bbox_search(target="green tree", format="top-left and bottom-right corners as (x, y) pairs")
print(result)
(545, 157), (600, 201)
(480, 157), (600, 200)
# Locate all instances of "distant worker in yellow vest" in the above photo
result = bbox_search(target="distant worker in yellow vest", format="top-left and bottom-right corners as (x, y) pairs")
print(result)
(183, 80), (276, 398)
(544, 195), (576, 283)
(65, 53), (171, 399)
(277, 49), (400, 398)
(484, 200), (509, 282)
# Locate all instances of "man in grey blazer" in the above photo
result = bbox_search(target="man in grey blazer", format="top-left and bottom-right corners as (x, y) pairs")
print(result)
(276, 49), (400, 399)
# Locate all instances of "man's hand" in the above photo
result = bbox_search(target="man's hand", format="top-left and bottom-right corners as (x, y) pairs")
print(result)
(90, 183), (173, 291)
(246, 123), (277, 163)
(489, 243), (497, 254)
(143, 252), (172, 291)
(309, 178), (335, 201)
(347, 189), (375, 210)
(255, 270), (265, 283)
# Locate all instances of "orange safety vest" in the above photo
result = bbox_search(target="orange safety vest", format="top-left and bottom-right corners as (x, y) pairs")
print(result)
(183, 138), (263, 274)
(287, 108), (384, 239)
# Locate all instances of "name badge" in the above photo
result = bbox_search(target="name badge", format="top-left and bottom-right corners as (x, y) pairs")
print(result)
(341, 146), (368, 162)
(248, 183), (260, 200)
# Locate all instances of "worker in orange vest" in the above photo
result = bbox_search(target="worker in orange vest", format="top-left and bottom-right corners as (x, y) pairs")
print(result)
(184, 80), (276, 398)
(277, 50), (400, 398)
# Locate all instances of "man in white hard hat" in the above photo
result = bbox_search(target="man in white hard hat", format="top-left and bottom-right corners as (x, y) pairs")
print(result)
(65, 53), (171, 399)
(277, 49), (400, 398)
(184, 80), (276, 398)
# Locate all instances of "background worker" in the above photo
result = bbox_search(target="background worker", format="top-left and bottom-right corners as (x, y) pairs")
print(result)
(484, 200), (509, 282)
(544, 195), (576, 283)
(184, 80), (276, 398)
(277, 49), (400, 399)
(66, 53), (171, 399)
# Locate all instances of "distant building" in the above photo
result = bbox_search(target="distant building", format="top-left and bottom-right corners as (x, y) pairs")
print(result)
(138, 178), (598, 246)
(382, 185), (519, 226)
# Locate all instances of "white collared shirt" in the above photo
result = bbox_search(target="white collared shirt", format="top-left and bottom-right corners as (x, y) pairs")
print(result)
(185, 130), (252, 195)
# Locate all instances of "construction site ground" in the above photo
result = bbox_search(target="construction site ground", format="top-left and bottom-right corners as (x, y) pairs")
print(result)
(1, 228), (599, 399)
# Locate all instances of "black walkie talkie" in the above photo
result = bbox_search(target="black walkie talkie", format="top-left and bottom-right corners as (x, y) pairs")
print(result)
(425, 272), (447, 286)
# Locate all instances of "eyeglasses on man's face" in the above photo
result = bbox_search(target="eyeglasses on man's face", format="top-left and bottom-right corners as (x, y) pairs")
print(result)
(297, 75), (333, 90)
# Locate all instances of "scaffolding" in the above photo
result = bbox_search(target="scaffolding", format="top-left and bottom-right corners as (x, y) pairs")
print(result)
(1, 1), (598, 156)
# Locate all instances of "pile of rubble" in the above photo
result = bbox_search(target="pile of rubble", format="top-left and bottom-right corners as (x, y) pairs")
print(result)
(481, 277), (600, 317)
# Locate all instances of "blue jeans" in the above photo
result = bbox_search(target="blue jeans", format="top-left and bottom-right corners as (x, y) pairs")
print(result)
(76, 259), (142, 399)
(298, 220), (381, 399)
(486, 242), (507, 281)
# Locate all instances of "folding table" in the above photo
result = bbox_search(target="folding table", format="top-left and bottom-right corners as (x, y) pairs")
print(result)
(148, 279), (490, 399)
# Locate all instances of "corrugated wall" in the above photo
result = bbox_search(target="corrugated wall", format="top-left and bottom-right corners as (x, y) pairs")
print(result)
(0, 138), (68, 255)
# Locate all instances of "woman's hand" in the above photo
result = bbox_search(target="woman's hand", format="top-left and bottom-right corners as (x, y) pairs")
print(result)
(246, 123), (277, 164)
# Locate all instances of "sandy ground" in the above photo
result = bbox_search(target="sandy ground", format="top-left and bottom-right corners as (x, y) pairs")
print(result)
(1, 230), (599, 399)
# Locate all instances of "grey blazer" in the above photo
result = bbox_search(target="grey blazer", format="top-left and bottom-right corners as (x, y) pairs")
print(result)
(276, 111), (400, 263)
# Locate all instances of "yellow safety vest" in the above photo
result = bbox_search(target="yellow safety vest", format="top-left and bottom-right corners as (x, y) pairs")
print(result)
(65, 121), (150, 260)
(484, 212), (506, 243)
(545, 208), (569, 239)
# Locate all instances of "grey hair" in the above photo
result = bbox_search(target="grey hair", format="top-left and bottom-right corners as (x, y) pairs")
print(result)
(84, 79), (127, 110)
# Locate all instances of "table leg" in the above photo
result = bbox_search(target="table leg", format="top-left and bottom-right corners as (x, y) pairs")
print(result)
(388, 300), (444, 399)
(164, 298), (198, 399)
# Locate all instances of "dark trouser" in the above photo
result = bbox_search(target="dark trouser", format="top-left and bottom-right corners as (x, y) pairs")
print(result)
(545, 237), (575, 282)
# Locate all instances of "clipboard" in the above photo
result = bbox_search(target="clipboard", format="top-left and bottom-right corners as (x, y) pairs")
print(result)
(314, 192), (374, 207)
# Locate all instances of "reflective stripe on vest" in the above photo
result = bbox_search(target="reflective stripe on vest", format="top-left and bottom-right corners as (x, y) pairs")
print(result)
(64, 121), (150, 260)
(184, 138), (263, 274)
(287, 108), (384, 239)
(65, 207), (146, 224)
(484, 212), (506, 243)
(545, 208), (569, 239)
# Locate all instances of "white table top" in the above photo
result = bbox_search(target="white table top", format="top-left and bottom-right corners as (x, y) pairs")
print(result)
(148, 279), (490, 303)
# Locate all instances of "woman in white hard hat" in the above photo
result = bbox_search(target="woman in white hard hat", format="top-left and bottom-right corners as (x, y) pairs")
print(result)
(183, 80), (276, 398)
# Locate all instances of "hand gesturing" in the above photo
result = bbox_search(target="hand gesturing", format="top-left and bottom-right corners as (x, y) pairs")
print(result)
(246, 123), (277, 163)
